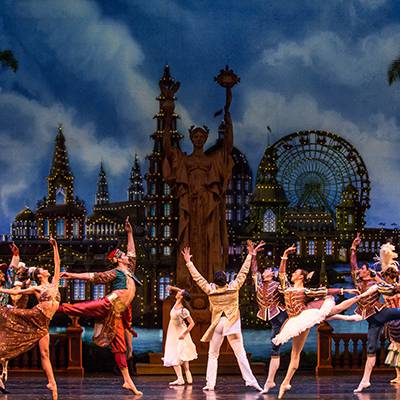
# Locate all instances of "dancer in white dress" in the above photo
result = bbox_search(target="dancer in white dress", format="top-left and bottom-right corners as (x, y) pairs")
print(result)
(163, 286), (197, 385)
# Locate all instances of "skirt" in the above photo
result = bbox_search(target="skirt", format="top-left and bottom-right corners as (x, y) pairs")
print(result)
(0, 305), (50, 361)
(272, 296), (335, 346)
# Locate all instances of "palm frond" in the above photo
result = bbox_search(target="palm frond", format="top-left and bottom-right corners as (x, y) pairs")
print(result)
(0, 50), (18, 73)
(388, 57), (400, 85)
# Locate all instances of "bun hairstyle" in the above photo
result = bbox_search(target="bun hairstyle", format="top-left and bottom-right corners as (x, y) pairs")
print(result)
(298, 269), (315, 285)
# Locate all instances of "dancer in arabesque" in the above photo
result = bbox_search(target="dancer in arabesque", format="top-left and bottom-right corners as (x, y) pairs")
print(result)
(163, 285), (197, 385)
(58, 217), (142, 396)
(0, 237), (61, 400)
(274, 244), (372, 399)
(182, 240), (264, 392)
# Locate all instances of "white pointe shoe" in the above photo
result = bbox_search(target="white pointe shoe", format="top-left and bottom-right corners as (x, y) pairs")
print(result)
(185, 370), (193, 384)
(353, 381), (371, 393)
(202, 385), (215, 391)
(261, 381), (276, 394)
(169, 378), (185, 386)
(246, 381), (263, 391)
(278, 383), (292, 399)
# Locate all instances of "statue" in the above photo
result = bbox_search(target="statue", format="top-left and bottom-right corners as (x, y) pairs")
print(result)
(162, 66), (240, 286)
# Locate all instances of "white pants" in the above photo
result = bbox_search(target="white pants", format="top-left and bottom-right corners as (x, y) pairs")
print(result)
(206, 317), (258, 388)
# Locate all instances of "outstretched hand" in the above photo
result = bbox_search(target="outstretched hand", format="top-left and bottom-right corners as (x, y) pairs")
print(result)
(254, 240), (265, 253)
(49, 235), (57, 247)
(9, 242), (19, 256)
(352, 232), (361, 249)
(283, 244), (297, 257)
(181, 247), (192, 264)
(125, 216), (133, 233)
(60, 272), (72, 279)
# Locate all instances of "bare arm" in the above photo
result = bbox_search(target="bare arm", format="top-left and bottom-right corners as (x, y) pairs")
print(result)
(350, 233), (361, 274)
(179, 314), (195, 340)
(49, 236), (60, 286)
(182, 247), (211, 294)
(0, 286), (39, 296)
(125, 217), (136, 256)
(167, 285), (182, 293)
(279, 244), (297, 274)
(60, 272), (94, 281)
(9, 242), (20, 269)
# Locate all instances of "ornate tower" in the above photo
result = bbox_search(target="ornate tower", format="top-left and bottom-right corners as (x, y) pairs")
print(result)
(128, 155), (144, 202)
(336, 182), (363, 232)
(47, 125), (74, 205)
(95, 162), (109, 205)
(144, 66), (182, 259)
(249, 146), (288, 237)
(36, 124), (86, 240)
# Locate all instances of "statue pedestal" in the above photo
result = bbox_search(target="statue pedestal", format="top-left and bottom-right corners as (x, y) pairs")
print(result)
(136, 295), (265, 375)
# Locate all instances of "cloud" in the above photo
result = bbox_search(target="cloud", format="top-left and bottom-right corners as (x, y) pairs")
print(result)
(358, 0), (387, 9)
(262, 27), (400, 86)
(0, 91), (138, 221)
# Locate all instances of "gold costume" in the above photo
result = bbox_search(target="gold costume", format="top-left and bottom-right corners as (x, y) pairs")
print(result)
(0, 284), (60, 361)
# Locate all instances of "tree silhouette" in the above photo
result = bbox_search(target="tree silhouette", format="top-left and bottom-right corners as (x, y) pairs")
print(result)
(0, 50), (18, 73)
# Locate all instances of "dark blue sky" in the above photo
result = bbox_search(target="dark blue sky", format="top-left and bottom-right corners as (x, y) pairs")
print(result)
(0, 0), (400, 233)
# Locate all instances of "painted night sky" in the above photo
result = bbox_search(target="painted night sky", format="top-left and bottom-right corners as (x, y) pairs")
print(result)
(0, 0), (400, 233)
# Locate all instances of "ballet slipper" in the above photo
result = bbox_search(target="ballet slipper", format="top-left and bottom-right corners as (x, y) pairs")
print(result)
(390, 378), (400, 384)
(278, 383), (292, 399)
(261, 381), (276, 394)
(122, 382), (143, 396)
(169, 378), (185, 386)
(0, 377), (9, 394)
(246, 381), (263, 391)
(353, 381), (371, 393)
(46, 382), (58, 400)
(202, 385), (215, 391)
(185, 370), (193, 384)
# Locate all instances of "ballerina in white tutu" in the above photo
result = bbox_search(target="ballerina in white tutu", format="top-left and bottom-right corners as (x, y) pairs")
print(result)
(275, 245), (368, 398)
(163, 285), (197, 385)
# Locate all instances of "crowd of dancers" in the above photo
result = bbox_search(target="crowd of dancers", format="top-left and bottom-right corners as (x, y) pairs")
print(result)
(1, 220), (400, 399)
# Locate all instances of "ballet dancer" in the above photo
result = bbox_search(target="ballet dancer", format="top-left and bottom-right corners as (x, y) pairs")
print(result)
(182, 240), (264, 392)
(163, 285), (197, 385)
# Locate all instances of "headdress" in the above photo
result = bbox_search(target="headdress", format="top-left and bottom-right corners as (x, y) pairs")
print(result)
(106, 248), (125, 261)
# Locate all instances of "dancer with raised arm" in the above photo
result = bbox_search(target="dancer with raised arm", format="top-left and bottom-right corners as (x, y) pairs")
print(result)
(250, 242), (287, 394)
(58, 217), (142, 396)
(0, 243), (21, 307)
(163, 285), (197, 385)
(182, 240), (264, 392)
(350, 236), (400, 392)
(274, 245), (367, 399)
(0, 237), (60, 399)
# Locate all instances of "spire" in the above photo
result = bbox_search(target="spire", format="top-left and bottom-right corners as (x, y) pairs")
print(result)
(47, 124), (74, 205)
(95, 161), (109, 205)
(128, 154), (144, 202)
(50, 124), (72, 178)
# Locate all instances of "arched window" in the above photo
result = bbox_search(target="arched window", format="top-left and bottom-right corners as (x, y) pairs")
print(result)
(164, 203), (171, 216)
(73, 280), (86, 301)
(308, 240), (315, 255)
(56, 187), (66, 204)
(163, 246), (171, 256)
(348, 214), (353, 224)
(56, 219), (65, 238)
(325, 240), (332, 255)
(158, 276), (171, 300)
(263, 209), (276, 232)
(163, 183), (171, 195)
(163, 225), (171, 238)
(149, 224), (156, 237)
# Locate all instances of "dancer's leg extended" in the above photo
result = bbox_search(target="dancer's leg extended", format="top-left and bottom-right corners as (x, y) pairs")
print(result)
(205, 321), (225, 390)
(39, 334), (57, 400)
(278, 328), (310, 399)
(227, 333), (261, 391)
(58, 298), (111, 319)
(329, 295), (361, 316)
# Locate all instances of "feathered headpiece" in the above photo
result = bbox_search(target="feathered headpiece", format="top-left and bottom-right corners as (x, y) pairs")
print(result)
(374, 242), (399, 274)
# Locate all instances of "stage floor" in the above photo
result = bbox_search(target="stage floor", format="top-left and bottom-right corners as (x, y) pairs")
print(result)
(2, 373), (400, 399)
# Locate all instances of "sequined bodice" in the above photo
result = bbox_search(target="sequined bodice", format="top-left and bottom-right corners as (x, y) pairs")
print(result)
(39, 285), (61, 303)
